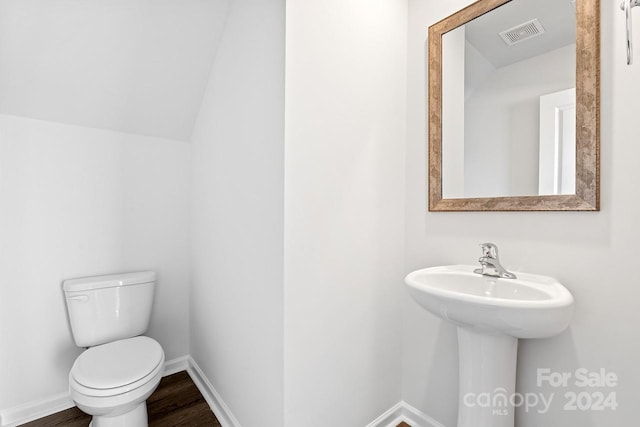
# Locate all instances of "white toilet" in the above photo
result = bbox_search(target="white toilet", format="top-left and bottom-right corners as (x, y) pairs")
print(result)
(63, 271), (165, 427)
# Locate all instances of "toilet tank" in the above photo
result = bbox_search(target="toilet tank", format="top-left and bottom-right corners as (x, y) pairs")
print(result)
(63, 271), (156, 347)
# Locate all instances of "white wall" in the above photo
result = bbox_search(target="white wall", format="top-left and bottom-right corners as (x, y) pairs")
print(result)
(464, 41), (496, 102)
(189, 0), (285, 426)
(405, 1), (640, 426)
(0, 115), (190, 411)
(284, 0), (407, 425)
(464, 44), (575, 198)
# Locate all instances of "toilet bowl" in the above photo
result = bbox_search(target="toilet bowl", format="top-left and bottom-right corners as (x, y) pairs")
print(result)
(69, 335), (164, 426)
(63, 271), (163, 426)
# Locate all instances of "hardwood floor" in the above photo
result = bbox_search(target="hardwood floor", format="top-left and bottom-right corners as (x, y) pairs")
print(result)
(21, 371), (221, 427)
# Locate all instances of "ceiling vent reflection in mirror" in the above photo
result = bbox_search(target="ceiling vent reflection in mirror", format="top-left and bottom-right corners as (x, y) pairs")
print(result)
(499, 18), (546, 46)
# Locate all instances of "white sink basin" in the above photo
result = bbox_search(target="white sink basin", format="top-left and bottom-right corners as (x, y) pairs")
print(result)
(405, 265), (574, 338)
(405, 265), (574, 427)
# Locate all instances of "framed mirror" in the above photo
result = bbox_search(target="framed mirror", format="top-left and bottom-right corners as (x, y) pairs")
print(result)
(428, 0), (599, 211)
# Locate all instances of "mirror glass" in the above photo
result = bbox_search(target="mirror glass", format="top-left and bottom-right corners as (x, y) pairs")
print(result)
(441, 0), (577, 199)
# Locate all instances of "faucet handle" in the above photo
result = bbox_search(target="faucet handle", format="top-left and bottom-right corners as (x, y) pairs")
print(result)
(475, 243), (516, 279)
(479, 242), (498, 259)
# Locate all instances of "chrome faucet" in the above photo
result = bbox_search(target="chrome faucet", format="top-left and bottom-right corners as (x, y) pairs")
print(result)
(473, 243), (517, 279)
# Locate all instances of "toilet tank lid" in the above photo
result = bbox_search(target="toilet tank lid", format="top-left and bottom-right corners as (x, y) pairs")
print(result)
(63, 271), (156, 292)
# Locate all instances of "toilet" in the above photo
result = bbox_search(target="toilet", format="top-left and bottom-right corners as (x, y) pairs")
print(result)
(63, 271), (165, 427)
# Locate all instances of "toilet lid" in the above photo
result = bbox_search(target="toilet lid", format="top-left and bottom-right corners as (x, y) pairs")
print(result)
(71, 336), (163, 389)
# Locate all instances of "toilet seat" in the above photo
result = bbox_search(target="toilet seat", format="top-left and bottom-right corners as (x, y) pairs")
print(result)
(70, 336), (164, 398)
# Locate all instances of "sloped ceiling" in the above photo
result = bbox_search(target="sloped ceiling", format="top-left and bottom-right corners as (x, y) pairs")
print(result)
(0, 0), (229, 141)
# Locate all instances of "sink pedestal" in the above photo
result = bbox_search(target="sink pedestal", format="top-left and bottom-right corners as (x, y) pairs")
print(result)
(405, 265), (574, 427)
(457, 327), (518, 427)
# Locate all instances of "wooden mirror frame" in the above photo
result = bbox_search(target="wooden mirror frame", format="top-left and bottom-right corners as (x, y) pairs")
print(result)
(428, 0), (600, 211)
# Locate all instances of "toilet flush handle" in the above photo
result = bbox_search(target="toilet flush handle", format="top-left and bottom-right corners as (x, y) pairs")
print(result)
(67, 295), (89, 302)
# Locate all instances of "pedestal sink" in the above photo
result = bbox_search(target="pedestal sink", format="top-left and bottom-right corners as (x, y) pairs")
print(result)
(405, 265), (574, 427)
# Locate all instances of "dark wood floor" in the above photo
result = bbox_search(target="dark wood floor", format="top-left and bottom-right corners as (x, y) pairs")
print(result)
(21, 371), (221, 427)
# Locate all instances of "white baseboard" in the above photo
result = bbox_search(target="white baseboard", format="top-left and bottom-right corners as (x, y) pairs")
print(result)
(1, 356), (441, 427)
(367, 401), (446, 427)
(366, 401), (405, 427)
(0, 391), (74, 427)
(400, 402), (446, 427)
(164, 355), (189, 376)
(0, 355), (190, 427)
(186, 356), (241, 427)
